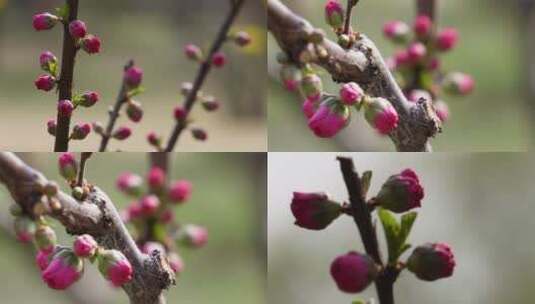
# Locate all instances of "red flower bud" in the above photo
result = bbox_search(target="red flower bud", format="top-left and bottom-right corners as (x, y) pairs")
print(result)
(191, 128), (208, 141)
(302, 97), (319, 119)
(34, 225), (57, 252)
(33, 13), (59, 31)
(436, 28), (459, 51)
(339, 82), (364, 106)
(36, 249), (53, 271)
(141, 241), (166, 255)
(80, 91), (99, 107)
(35, 74), (56, 91)
(140, 195), (160, 216)
(116, 172), (143, 196)
(124, 66), (143, 88)
(443, 72), (474, 96)
(58, 152), (78, 181)
(126, 100), (143, 123)
(147, 132), (162, 147)
(408, 243), (455, 281)
(212, 52), (227, 68)
(39, 51), (57, 73)
(300, 74), (323, 100)
(407, 89), (432, 103)
(58, 99), (74, 117)
(375, 169), (424, 213)
(73, 234), (98, 258)
(290, 192), (342, 230)
(330, 251), (378, 293)
(181, 225), (208, 248)
(234, 31), (252, 47)
(81, 35), (101, 54)
(364, 97), (399, 135)
(184, 43), (203, 61)
(168, 180), (192, 203)
(168, 252), (184, 274)
(325, 0), (345, 29)
(47, 119), (57, 136)
(174, 106), (187, 121)
(308, 98), (349, 138)
(147, 167), (165, 190)
(201, 98), (220, 112)
(280, 65), (302, 92)
(113, 126), (132, 140)
(407, 42), (427, 63)
(125, 201), (143, 221)
(14, 216), (36, 243)
(434, 100), (449, 122)
(68, 20), (87, 39)
(42, 247), (84, 290)
(414, 15), (433, 37)
(97, 249), (133, 287)
(383, 20), (410, 43)
(71, 123), (92, 140)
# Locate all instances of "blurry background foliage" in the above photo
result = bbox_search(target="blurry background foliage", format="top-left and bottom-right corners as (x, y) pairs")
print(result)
(269, 152), (535, 303)
(0, 0), (266, 151)
(268, 0), (530, 151)
(0, 152), (266, 304)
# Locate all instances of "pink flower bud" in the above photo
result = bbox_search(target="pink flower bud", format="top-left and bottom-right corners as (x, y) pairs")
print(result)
(339, 82), (364, 105)
(383, 20), (410, 42)
(14, 216), (36, 243)
(33, 13), (59, 31)
(97, 249), (133, 287)
(443, 72), (474, 95)
(408, 243), (455, 281)
(212, 52), (227, 68)
(280, 65), (302, 92)
(147, 132), (162, 147)
(407, 89), (432, 103)
(407, 42), (427, 63)
(34, 225), (57, 252)
(80, 91), (99, 107)
(35, 74), (56, 91)
(302, 97), (318, 119)
(330, 251), (378, 293)
(47, 119), (57, 136)
(116, 172), (143, 196)
(58, 152), (78, 181)
(290, 192), (342, 230)
(58, 99), (74, 117)
(191, 128), (208, 141)
(42, 248), (84, 290)
(68, 20), (87, 39)
(308, 98), (350, 138)
(434, 100), (449, 122)
(71, 123), (92, 140)
(113, 126), (132, 140)
(168, 252), (184, 274)
(39, 51), (57, 72)
(300, 74), (323, 100)
(325, 0), (345, 29)
(124, 66), (143, 88)
(414, 15), (433, 37)
(375, 169), (424, 213)
(201, 98), (220, 112)
(81, 35), (101, 54)
(427, 57), (441, 71)
(436, 28), (458, 51)
(234, 31), (252, 47)
(36, 249), (52, 271)
(182, 225), (208, 248)
(73, 234), (98, 258)
(147, 167), (165, 190)
(159, 209), (175, 224)
(394, 50), (411, 68)
(141, 242), (166, 255)
(140, 195), (160, 216)
(174, 106), (187, 121)
(168, 180), (192, 203)
(364, 97), (399, 135)
(126, 100), (143, 123)
(125, 201), (143, 221)
(184, 44), (203, 61)
(93, 121), (104, 135)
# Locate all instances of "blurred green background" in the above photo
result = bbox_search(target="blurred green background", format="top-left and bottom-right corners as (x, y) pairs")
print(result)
(268, 0), (530, 151)
(0, 0), (266, 152)
(0, 152), (266, 304)
(269, 152), (535, 303)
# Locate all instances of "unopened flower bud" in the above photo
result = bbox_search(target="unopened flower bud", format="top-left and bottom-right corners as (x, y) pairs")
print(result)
(174, 106), (187, 121)
(58, 99), (74, 117)
(36, 249), (53, 271)
(97, 249), (133, 287)
(147, 167), (165, 191)
(191, 128), (207, 141)
(39, 51), (58, 74)
(201, 97), (220, 112)
(33, 13), (59, 31)
(73, 234), (98, 258)
(234, 31), (252, 47)
(159, 209), (175, 224)
(184, 44), (203, 61)
(181, 225), (208, 248)
(339, 82), (364, 105)
(68, 20), (87, 39)
(383, 20), (410, 43)
(14, 216), (36, 243)
(116, 172), (143, 196)
(168, 252), (184, 274)
(147, 132), (162, 147)
(443, 72), (474, 96)
(308, 97), (349, 138)
(71, 123), (92, 140)
(112, 126), (132, 140)
(394, 49), (411, 67)
(125, 201), (142, 221)
(407, 243), (455, 281)
(408, 90), (432, 103)
(81, 35), (101, 54)
(168, 180), (192, 204)
(330, 251), (378, 293)
(407, 42), (427, 63)
(325, 0), (345, 29)
(375, 169), (424, 213)
(436, 28), (458, 51)
(414, 15), (433, 37)
(141, 241), (166, 255)
(92, 122), (104, 135)
(47, 119), (57, 136)
(34, 225), (57, 252)
(302, 97), (319, 119)
(42, 247), (84, 290)
(434, 100), (449, 122)
(126, 100), (143, 123)
(35, 74), (56, 92)
(290, 192), (342, 230)
(80, 91), (99, 107)
(280, 65), (302, 92)
(212, 52), (227, 68)
(124, 66), (143, 88)
(58, 152), (78, 181)
(300, 74), (323, 100)
(364, 97), (399, 135)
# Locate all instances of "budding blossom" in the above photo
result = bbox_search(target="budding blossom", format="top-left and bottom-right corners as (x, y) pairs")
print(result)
(58, 99), (74, 117)
(184, 44), (203, 61)
(73, 234), (98, 258)
(140, 195), (160, 216)
(36, 249), (52, 271)
(434, 100), (449, 122)
(116, 172), (143, 196)
(34, 225), (57, 253)
(363, 97), (399, 135)
(290, 192), (342, 230)
(71, 123), (92, 140)
(168, 252), (184, 274)
(174, 106), (187, 121)
(42, 248), (84, 290)
(124, 66), (143, 88)
(169, 180), (193, 203)
(339, 82), (364, 106)
(182, 225), (208, 248)
(324, 0), (344, 29)
(383, 21), (410, 42)
(147, 167), (165, 190)
(330, 251), (378, 293)
(68, 20), (87, 39)
(126, 100), (144, 123)
(47, 119), (57, 136)
(212, 52), (227, 68)
(147, 132), (162, 147)
(234, 31), (252, 47)
(79, 91), (99, 107)
(302, 98), (318, 119)
(58, 152), (78, 181)
(407, 42), (427, 63)
(39, 51), (57, 72)
(436, 28), (459, 51)
(34, 74), (56, 92)
(33, 13), (59, 31)
(444, 72), (475, 96)
(81, 35), (101, 54)
(97, 249), (133, 287)
(300, 74), (323, 100)
(414, 15), (433, 37)
(280, 65), (302, 92)
(375, 169), (424, 213)
(191, 128), (208, 141)
(14, 216), (36, 243)
(113, 126), (132, 140)
(407, 243), (455, 281)
(308, 99), (349, 138)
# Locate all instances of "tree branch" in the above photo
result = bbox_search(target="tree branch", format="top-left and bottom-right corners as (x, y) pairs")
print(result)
(164, 0), (245, 152)
(337, 157), (399, 304)
(54, 0), (79, 152)
(98, 60), (134, 152)
(268, 0), (440, 152)
(0, 153), (174, 304)
(416, 0), (436, 20)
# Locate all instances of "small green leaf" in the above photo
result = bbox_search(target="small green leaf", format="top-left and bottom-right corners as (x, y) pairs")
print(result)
(127, 86), (146, 98)
(55, 4), (70, 20)
(400, 212), (417, 244)
(378, 207), (400, 263)
(352, 300), (366, 304)
(360, 170), (372, 198)
(152, 222), (168, 243)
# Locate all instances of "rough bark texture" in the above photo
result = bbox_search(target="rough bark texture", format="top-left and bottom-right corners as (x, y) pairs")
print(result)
(268, 0), (441, 152)
(0, 153), (174, 304)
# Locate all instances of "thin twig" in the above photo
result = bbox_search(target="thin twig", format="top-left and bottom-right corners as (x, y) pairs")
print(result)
(77, 152), (93, 186)
(343, 0), (360, 35)
(164, 0), (245, 152)
(337, 157), (399, 304)
(54, 0), (79, 152)
(416, 0), (436, 21)
(98, 60), (134, 152)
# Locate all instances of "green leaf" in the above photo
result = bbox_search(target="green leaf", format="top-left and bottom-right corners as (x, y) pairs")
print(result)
(378, 207), (400, 263)
(55, 4), (70, 20)
(352, 301), (366, 304)
(400, 212), (417, 244)
(127, 86), (146, 98)
(360, 171), (372, 198)
(152, 222), (168, 243)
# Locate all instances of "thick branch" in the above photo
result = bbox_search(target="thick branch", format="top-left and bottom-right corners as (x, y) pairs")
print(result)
(268, 0), (440, 152)
(164, 0), (245, 152)
(99, 60), (134, 152)
(54, 0), (79, 152)
(337, 157), (399, 304)
(0, 153), (174, 304)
